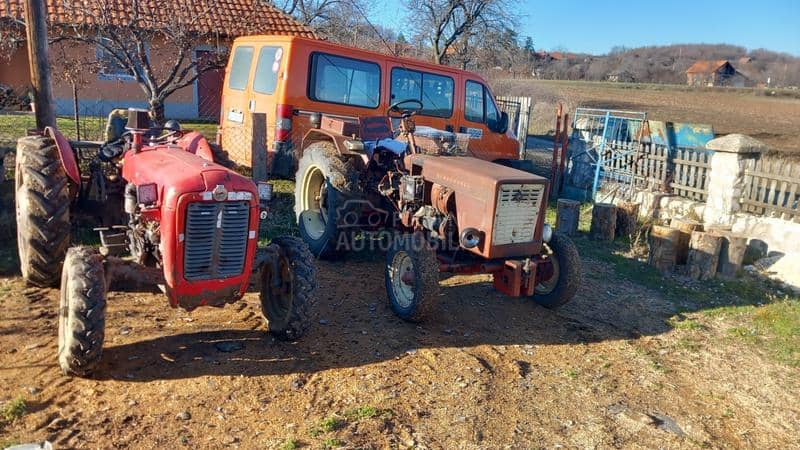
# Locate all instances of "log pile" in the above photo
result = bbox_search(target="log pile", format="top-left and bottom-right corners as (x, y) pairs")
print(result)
(669, 218), (703, 265)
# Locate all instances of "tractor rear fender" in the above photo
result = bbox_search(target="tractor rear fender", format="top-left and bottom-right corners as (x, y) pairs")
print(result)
(301, 129), (367, 162)
(44, 126), (80, 186)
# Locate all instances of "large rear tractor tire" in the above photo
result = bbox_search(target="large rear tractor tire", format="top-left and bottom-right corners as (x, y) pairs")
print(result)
(15, 135), (71, 287)
(260, 236), (318, 341)
(58, 247), (107, 376)
(531, 232), (581, 308)
(384, 233), (440, 322)
(294, 142), (360, 259)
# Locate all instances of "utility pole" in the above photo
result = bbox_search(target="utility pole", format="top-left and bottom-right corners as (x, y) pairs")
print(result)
(23, 0), (56, 130)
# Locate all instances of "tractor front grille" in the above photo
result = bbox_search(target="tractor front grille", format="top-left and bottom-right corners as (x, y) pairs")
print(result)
(184, 201), (250, 280)
(492, 183), (544, 246)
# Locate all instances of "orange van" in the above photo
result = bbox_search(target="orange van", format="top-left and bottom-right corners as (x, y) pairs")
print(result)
(219, 35), (520, 177)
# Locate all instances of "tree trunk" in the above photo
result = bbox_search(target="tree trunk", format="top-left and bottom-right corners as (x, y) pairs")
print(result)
(148, 98), (165, 125)
(615, 201), (640, 237)
(669, 218), (703, 265)
(556, 199), (581, 236)
(71, 81), (80, 141)
(648, 225), (680, 274)
(590, 203), (617, 241)
(686, 231), (723, 281)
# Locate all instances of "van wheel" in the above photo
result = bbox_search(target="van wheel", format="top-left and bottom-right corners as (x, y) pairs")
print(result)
(294, 142), (360, 259)
(531, 232), (581, 308)
(15, 135), (71, 287)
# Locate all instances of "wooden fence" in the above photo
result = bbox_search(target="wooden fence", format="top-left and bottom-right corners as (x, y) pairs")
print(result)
(742, 156), (800, 221)
(600, 141), (710, 200)
(669, 147), (713, 201)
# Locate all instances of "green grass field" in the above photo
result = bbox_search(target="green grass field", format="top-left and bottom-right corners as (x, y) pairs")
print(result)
(0, 113), (218, 151)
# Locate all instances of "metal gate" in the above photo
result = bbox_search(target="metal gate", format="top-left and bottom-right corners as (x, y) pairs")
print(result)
(497, 96), (532, 154)
(571, 108), (647, 201)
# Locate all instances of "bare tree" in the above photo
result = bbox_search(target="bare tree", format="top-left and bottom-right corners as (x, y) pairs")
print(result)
(405, 0), (517, 65)
(0, 23), (24, 64)
(51, 0), (262, 123)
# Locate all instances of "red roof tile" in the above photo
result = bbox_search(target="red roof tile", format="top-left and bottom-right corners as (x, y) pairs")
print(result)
(0, 0), (316, 38)
(685, 60), (731, 74)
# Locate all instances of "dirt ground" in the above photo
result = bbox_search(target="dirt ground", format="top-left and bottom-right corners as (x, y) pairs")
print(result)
(1, 244), (798, 449)
(497, 80), (800, 152)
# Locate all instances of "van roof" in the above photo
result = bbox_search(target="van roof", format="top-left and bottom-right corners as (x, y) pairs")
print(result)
(232, 35), (489, 84)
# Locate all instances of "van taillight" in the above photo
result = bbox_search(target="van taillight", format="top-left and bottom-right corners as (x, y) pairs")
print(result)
(275, 104), (293, 141)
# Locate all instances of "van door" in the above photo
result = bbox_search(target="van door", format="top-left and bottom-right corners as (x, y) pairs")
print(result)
(249, 44), (287, 175)
(220, 44), (256, 165)
(459, 79), (518, 162)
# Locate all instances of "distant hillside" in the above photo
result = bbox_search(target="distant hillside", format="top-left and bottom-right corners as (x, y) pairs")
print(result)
(533, 44), (800, 87)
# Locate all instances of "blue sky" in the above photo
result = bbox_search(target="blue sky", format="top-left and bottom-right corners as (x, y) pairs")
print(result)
(373, 0), (800, 56)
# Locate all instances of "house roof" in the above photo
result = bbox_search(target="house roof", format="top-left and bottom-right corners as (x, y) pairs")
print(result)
(685, 60), (732, 74)
(0, 0), (316, 38)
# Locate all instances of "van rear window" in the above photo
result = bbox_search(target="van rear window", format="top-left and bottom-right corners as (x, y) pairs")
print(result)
(253, 46), (282, 95)
(228, 46), (254, 91)
(390, 68), (454, 118)
(309, 53), (380, 108)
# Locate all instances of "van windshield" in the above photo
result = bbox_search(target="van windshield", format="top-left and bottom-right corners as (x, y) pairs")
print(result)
(309, 53), (380, 108)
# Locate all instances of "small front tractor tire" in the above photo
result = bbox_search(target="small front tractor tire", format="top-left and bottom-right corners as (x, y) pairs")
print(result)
(15, 135), (71, 287)
(531, 232), (581, 308)
(384, 233), (440, 322)
(294, 142), (360, 259)
(58, 247), (107, 376)
(260, 236), (318, 341)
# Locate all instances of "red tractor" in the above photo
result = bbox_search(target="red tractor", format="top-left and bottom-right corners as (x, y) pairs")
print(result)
(15, 109), (317, 376)
(294, 100), (581, 322)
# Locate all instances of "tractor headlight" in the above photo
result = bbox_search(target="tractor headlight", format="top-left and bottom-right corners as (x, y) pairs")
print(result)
(542, 223), (553, 243)
(136, 183), (158, 206)
(460, 227), (482, 248)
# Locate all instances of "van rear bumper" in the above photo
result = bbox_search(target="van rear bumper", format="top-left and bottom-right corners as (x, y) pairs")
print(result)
(269, 141), (294, 179)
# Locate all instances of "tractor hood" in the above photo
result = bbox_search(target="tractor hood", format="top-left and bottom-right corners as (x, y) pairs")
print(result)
(121, 145), (256, 210)
(407, 155), (549, 260)
(407, 155), (547, 196)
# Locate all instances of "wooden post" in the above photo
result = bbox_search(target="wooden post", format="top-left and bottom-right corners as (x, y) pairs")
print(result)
(590, 203), (617, 241)
(558, 112), (570, 194)
(686, 231), (723, 280)
(23, 0), (56, 130)
(669, 218), (703, 265)
(556, 198), (580, 236)
(615, 201), (640, 237)
(648, 225), (680, 274)
(251, 112), (267, 182)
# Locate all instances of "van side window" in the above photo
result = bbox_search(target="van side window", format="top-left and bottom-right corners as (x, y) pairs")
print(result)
(309, 53), (380, 108)
(253, 46), (282, 94)
(390, 68), (454, 118)
(228, 46), (254, 91)
(465, 81), (484, 123)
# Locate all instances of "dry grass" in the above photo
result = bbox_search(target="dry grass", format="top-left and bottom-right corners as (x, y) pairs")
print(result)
(494, 79), (800, 152)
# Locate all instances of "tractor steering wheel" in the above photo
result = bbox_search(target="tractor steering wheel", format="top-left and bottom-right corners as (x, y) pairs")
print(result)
(388, 99), (424, 118)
